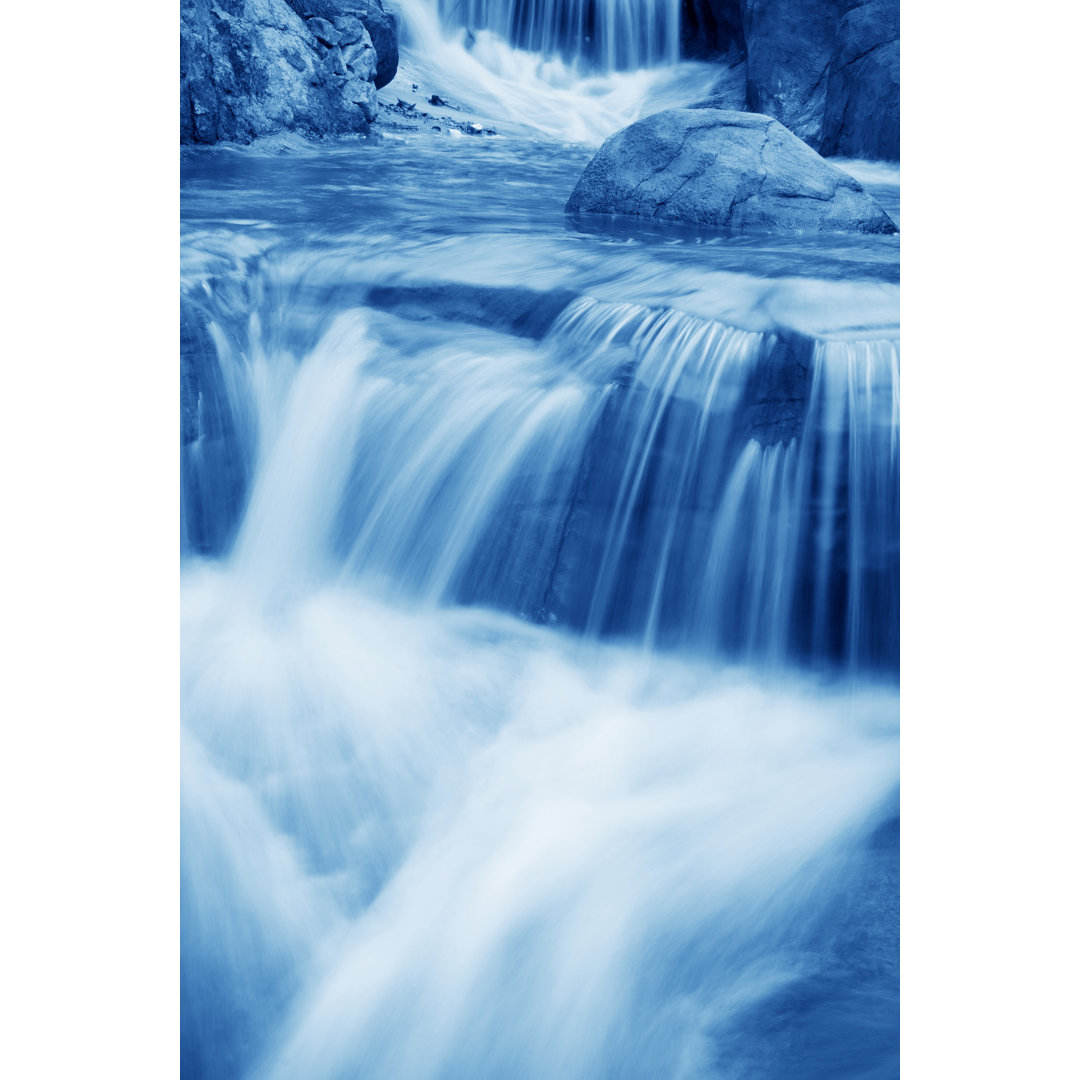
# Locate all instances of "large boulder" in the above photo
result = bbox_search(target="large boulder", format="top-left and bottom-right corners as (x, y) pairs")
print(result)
(285, 1), (399, 89)
(180, 0), (379, 144)
(565, 109), (897, 234)
(820, 0), (900, 160)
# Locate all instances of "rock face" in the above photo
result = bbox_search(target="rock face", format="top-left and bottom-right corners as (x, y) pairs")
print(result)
(687, 0), (899, 160)
(180, 0), (387, 144)
(820, 0), (899, 160)
(285, 1), (399, 90)
(565, 109), (897, 235)
(680, 0), (745, 60)
(737, 0), (846, 149)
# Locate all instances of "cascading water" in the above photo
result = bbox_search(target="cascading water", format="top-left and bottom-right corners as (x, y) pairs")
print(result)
(438, 0), (683, 70)
(181, 5), (900, 1076)
(389, 0), (720, 141)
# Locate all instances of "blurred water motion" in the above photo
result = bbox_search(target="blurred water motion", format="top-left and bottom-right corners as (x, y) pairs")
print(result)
(181, 91), (900, 1080)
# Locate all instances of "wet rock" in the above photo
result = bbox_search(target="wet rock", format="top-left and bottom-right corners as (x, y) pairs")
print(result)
(566, 109), (897, 234)
(365, 283), (578, 340)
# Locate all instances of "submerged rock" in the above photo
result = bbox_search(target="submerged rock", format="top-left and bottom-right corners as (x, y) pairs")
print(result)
(180, 0), (379, 144)
(566, 110), (897, 235)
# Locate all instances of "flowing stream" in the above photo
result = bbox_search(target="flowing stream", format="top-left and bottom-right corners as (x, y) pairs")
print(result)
(181, 4), (900, 1077)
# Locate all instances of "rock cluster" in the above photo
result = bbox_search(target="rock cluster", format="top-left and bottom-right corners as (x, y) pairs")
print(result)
(286, 1), (399, 90)
(180, 0), (398, 144)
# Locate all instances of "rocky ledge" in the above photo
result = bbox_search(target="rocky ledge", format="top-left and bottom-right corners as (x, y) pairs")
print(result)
(566, 109), (897, 235)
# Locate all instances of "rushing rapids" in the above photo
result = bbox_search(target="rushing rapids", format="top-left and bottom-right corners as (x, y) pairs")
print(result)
(180, 6), (900, 1078)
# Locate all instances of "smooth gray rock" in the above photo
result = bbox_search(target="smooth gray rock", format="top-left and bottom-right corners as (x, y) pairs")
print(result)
(565, 110), (897, 235)
(180, 0), (378, 144)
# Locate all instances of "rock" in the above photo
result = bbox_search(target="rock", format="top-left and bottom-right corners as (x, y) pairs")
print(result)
(306, 16), (341, 47)
(180, 0), (378, 144)
(680, 0), (745, 60)
(565, 109), (897, 235)
(820, 0), (900, 160)
(687, 59), (748, 112)
(285, 1), (399, 89)
(686, 0), (900, 159)
(738, 0), (846, 148)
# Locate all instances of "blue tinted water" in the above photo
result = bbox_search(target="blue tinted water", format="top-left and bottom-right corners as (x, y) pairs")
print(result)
(181, 126), (899, 1078)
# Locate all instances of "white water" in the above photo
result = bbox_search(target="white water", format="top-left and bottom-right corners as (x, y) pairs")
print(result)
(391, 0), (719, 142)
(181, 3), (901, 1074)
(439, 0), (683, 70)
(181, 298), (899, 1077)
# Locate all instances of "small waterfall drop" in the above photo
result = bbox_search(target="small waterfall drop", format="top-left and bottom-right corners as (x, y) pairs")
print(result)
(438, 0), (683, 71)
(183, 287), (899, 674)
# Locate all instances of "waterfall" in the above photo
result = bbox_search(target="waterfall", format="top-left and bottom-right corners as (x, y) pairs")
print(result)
(183, 286), (899, 674)
(437, 0), (683, 70)
(388, 0), (719, 142)
(180, 98), (900, 1080)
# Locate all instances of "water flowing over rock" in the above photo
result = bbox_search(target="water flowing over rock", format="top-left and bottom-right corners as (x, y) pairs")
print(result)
(566, 109), (898, 234)
(180, 5), (901, 1073)
(180, 0), (385, 143)
(440, 0), (685, 71)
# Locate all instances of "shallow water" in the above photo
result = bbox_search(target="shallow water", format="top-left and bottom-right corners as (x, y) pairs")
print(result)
(180, 27), (900, 1079)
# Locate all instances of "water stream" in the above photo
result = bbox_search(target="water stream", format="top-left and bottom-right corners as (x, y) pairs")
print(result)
(181, 5), (900, 1076)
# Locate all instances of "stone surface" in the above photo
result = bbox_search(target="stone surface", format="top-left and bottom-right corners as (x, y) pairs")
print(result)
(565, 109), (897, 234)
(680, 0), (745, 60)
(286, 1), (399, 89)
(738, 0), (846, 149)
(687, 0), (899, 159)
(820, 0), (900, 160)
(180, 0), (379, 144)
